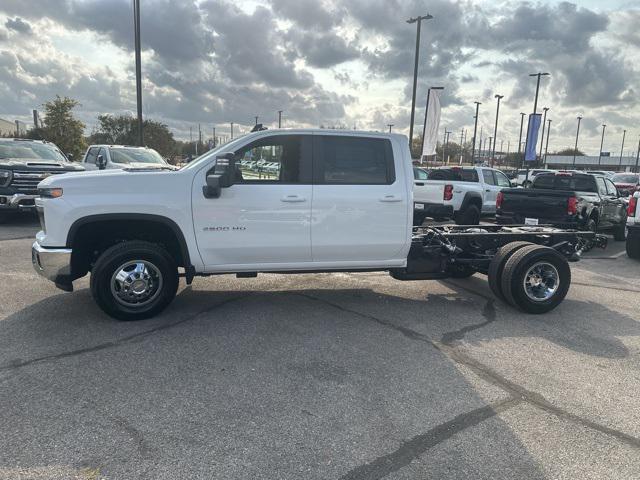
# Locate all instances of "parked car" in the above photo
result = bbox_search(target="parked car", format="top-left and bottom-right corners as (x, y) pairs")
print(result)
(611, 173), (640, 197)
(81, 145), (175, 170)
(31, 129), (600, 320)
(0, 138), (84, 222)
(626, 192), (639, 259)
(587, 170), (615, 178)
(514, 168), (555, 187)
(413, 166), (512, 225)
(497, 172), (628, 240)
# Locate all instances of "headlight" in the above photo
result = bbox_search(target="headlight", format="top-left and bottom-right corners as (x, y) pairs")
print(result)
(0, 169), (12, 187)
(38, 187), (63, 198)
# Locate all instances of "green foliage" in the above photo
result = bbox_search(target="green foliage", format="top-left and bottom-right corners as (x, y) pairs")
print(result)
(39, 96), (86, 159)
(554, 148), (585, 156)
(89, 114), (177, 158)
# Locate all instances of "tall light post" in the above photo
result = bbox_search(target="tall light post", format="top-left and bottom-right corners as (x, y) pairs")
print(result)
(278, 110), (283, 128)
(388, 124), (394, 133)
(598, 124), (606, 166)
(619, 129), (627, 168)
(407, 13), (433, 157)
(573, 116), (582, 168)
(254, 116), (259, 125)
(491, 94), (504, 167)
(443, 130), (451, 164)
(230, 122), (234, 140)
(133, 0), (143, 146)
(544, 119), (552, 167)
(635, 136), (640, 173)
(471, 101), (481, 163)
(212, 126), (216, 147)
(538, 107), (549, 161)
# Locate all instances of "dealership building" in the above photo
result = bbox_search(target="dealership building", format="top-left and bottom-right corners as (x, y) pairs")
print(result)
(544, 155), (639, 172)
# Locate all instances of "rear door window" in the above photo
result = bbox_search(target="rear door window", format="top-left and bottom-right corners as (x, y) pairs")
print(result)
(85, 147), (99, 164)
(314, 136), (395, 185)
(427, 168), (478, 182)
(494, 170), (512, 188)
(482, 169), (496, 185)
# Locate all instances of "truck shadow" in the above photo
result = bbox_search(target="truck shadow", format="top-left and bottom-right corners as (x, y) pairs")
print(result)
(439, 275), (640, 359)
(0, 285), (552, 479)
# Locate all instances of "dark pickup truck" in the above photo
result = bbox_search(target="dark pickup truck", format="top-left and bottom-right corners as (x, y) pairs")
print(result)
(496, 172), (628, 241)
(0, 138), (84, 222)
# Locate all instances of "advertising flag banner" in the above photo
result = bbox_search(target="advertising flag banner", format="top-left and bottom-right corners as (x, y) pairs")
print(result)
(421, 89), (442, 158)
(525, 114), (542, 162)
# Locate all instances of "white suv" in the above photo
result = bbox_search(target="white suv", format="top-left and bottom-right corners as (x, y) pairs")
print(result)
(82, 145), (173, 170)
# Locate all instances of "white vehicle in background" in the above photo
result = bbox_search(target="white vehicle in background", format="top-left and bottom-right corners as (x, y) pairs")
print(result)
(81, 145), (175, 171)
(412, 166), (512, 225)
(627, 191), (640, 259)
(515, 168), (555, 187)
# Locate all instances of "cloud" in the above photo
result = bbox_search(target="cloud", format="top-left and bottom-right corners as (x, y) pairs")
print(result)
(5, 17), (32, 34)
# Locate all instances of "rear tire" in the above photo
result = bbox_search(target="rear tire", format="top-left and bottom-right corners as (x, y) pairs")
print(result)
(455, 204), (481, 225)
(613, 220), (627, 241)
(500, 245), (571, 314)
(488, 241), (534, 302)
(627, 236), (640, 259)
(90, 240), (179, 321)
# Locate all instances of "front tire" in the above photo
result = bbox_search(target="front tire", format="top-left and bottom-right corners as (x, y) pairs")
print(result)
(90, 241), (179, 321)
(500, 245), (571, 314)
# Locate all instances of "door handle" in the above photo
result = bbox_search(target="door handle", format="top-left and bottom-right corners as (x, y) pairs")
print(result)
(415, 182), (425, 186)
(485, 189), (491, 192)
(280, 195), (306, 203)
(379, 195), (402, 203)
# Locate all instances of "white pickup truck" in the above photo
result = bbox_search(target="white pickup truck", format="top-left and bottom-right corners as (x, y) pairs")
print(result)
(32, 129), (603, 320)
(413, 166), (513, 225)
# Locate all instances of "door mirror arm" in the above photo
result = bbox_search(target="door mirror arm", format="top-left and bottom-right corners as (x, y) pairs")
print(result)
(96, 154), (107, 170)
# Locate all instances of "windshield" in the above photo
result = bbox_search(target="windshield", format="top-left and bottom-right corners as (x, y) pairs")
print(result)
(110, 148), (166, 165)
(612, 174), (639, 184)
(180, 134), (251, 170)
(0, 141), (68, 163)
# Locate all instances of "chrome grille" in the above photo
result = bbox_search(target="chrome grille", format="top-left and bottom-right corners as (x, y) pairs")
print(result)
(10, 171), (66, 194)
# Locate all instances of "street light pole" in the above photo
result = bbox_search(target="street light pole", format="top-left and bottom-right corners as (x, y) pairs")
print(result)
(388, 124), (394, 133)
(573, 116), (582, 168)
(230, 122), (234, 140)
(255, 116), (259, 126)
(443, 130), (451, 164)
(492, 94), (504, 167)
(619, 129), (627, 169)
(598, 124), (606, 166)
(407, 14), (433, 157)
(635, 136), (640, 173)
(538, 107), (549, 162)
(132, 0), (143, 146)
(278, 110), (283, 128)
(471, 101), (481, 163)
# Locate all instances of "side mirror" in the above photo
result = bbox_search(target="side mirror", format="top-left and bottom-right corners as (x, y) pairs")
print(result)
(203, 152), (236, 199)
(66, 153), (74, 161)
(96, 154), (107, 170)
(203, 174), (221, 199)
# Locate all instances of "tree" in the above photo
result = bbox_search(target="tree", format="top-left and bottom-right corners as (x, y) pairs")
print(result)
(89, 114), (177, 158)
(38, 96), (86, 159)
(554, 148), (585, 156)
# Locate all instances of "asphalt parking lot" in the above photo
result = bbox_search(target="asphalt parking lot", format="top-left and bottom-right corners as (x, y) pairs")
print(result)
(1, 218), (639, 479)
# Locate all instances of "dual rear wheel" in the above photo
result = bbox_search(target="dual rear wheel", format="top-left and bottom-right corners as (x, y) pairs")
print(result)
(487, 242), (571, 314)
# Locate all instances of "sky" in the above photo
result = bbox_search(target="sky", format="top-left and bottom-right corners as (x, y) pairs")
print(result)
(1, 0), (640, 155)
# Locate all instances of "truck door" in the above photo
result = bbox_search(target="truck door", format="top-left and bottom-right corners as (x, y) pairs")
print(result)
(481, 169), (499, 213)
(605, 178), (626, 226)
(192, 134), (313, 270)
(311, 134), (409, 265)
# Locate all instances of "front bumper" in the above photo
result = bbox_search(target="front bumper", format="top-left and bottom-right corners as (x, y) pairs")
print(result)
(32, 241), (74, 291)
(0, 194), (38, 211)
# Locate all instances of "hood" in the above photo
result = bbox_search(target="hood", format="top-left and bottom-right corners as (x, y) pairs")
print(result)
(0, 158), (84, 171)
(38, 165), (178, 188)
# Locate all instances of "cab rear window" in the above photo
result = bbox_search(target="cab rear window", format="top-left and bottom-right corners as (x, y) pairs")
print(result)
(533, 174), (596, 192)
(427, 168), (479, 182)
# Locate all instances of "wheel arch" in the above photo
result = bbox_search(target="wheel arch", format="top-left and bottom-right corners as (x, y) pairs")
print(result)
(67, 213), (193, 280)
